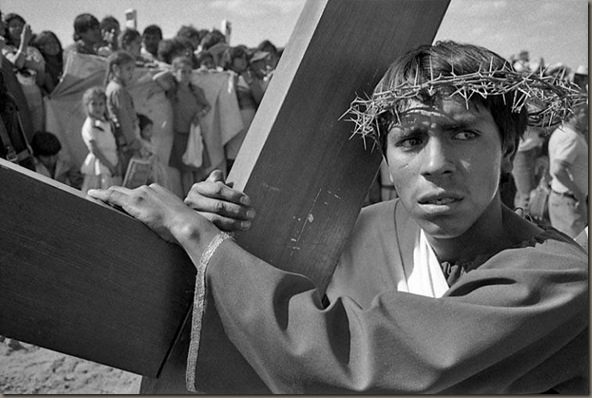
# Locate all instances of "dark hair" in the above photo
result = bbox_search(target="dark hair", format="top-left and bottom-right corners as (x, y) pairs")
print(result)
(3, 12), (25, 25)
(137, 113), (153, 131)
(142, 24), (163, 39)
(222, 46), (248, 71)
(176, 25), (200, 49)
(195, 50), (214, 66)
(31, 131), (62, 157)
(257, 40), (277, 55)
(200, 30), (226, 50)
(73, 13), (99, 40)
(119, 28), (141, 49)
(157, 37), (194, 65)
(375, 40), (528, 154)
(100, 15), (120, 31)
(3, 13), (26, 45)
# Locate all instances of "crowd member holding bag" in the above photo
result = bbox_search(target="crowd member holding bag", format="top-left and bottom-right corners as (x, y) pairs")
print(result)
(153, 55), (211, 195)
(89, 41), (587, 394)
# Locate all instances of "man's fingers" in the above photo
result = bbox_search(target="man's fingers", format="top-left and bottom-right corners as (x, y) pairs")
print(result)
(188, 195), (254, 220)
(206, 169), (225, 183)
(188, 180), (251, 206)
(87, 186), (133, 207)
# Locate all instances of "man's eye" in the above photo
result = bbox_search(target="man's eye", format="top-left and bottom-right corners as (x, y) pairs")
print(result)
(397, 137), (423, 148)
(454, 131), (478, 140)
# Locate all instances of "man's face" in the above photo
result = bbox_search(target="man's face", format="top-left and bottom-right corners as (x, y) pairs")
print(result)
(385, 97), (510, 240)
(143, 33), (161, 54)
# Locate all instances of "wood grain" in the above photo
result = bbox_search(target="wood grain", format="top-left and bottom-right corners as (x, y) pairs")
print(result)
(0, 159), (196, 377)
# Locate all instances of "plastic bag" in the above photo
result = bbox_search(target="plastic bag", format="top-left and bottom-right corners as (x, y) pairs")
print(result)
(182, 122), (204, 168)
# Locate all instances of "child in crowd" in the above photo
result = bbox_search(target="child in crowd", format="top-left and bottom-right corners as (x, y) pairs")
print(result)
(31, 131), (83, 189)
(135, 113), (170, 189)
(31, 30), (64, 94)
(105, 50), (141, 173)
(153, 55), (211, 195)
(96, 15), (120, 57)
(195, 50), (216, 71)
(119, 28), (154, 67)
(63, 13), (101, 60)
(80, 86), (120, 193)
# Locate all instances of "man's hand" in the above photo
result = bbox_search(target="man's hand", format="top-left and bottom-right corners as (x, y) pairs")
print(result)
(88, 184), (216, 245)
(184, 170), (255, 232)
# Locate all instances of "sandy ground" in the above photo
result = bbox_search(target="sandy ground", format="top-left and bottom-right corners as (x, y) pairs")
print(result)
(0, 339), (141, 394)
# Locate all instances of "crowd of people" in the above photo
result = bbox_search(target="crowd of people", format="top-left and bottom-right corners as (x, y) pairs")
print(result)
(0, 9), (281, 198)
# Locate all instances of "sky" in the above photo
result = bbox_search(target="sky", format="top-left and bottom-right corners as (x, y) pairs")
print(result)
(1, 0), (588, 69)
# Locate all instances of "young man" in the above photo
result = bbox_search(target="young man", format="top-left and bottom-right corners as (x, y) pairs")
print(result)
(89, 41), (588, 394)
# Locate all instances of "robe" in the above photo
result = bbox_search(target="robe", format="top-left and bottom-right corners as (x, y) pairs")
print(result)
(187, 199), (588, 394)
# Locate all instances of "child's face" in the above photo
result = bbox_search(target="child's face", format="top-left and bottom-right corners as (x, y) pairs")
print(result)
(114, 61), (135, 85)
(38, 154), (58, 170)
(232, 56), (248, 73)
(124, 38), (142, 57)
(200, 58), (216, 70)
(79, 24), (102, 45)
(174, 63), (193, 85)
(38, 35), (61, 56)
(101, 23), (120, 45)
(140, 124), (153, 140)
(87, 95), (106, 119)
(385, 97), (511, 241)
(7, 18), (24, 42)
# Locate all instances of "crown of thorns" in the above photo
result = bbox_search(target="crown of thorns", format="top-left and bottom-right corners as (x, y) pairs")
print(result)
(344, 64), (587, 149)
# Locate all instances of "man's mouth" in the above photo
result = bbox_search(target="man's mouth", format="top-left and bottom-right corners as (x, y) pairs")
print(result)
(418, 192), (463, 206)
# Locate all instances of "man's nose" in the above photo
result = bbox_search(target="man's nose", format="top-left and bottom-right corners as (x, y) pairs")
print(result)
(419, 138), (456, 177)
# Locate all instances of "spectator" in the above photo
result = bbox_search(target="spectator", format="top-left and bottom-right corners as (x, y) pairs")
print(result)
(31, 30), (63, 94)
(30, 130), (83, 189)
(105, 50), (141, 172)
(176, 24), (201, 53)
(80, 86), (120, 193)
(257, 39), (280, 70)
(63, 13), (101, 60)
(2, 12), (47, 132)
(119, 28), (150, 66)
(141, 24), (162, 62)
(195, 50), (215, 71)
(548, 104), (588, 237)
(97, 15), (120, 57)
(157, 36), (194, 66)
(222, 46), (264, 172)
(135, 113), (170, 189)
(200, 29), (228, 68)
(153, 55), (211, 195)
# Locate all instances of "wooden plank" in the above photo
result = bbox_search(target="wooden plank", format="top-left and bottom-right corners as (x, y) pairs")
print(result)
(141, 0), (450, 392)
(0, 158), (196, 377)
(229, 0), (450, 290)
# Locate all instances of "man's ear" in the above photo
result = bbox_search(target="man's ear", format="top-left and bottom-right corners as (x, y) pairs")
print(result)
(501, 137), (518, 174)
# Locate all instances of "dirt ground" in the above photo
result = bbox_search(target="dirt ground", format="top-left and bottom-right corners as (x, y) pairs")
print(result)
(0, 339), (141, 394)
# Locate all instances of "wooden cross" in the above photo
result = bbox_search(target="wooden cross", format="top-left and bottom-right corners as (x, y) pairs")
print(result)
(0, 0), (449, 392)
